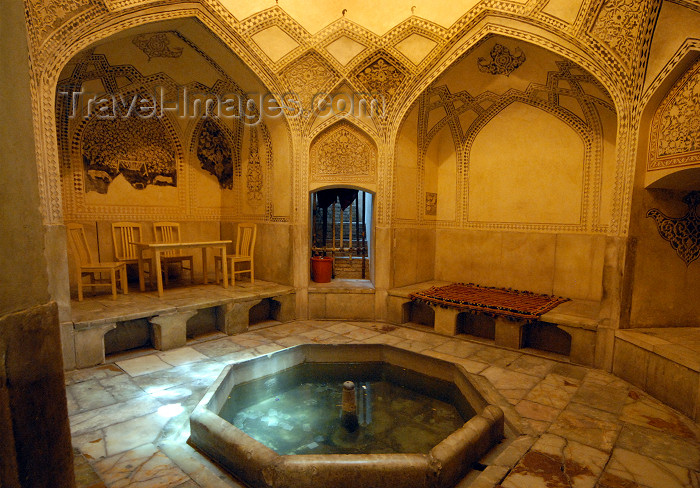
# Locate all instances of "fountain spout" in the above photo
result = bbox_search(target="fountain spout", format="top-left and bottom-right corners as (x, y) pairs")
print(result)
(341, 381), (359, 432)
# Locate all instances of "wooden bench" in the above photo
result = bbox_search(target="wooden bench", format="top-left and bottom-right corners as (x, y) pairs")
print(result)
(388, 281), (601, 366)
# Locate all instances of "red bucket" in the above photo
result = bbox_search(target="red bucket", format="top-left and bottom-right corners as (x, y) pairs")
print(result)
(311, 256), (333, 283)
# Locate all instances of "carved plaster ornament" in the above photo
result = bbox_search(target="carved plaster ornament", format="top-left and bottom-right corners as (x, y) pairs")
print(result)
(356, 55), (406, 101)
(314, 126), (372, 178)
(246, 127), (264, 204)
(647, 191), (700, 266)
(648, 59), (700, 170)
(477, 44), (526, 76)
(196, 119), (234, 189)
(589, 0), (644, 67)
(132, 33), (184, 61)
(425, 192), (437, 216)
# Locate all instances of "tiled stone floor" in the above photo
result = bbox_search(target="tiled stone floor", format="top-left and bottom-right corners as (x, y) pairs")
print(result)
(67, 320), (700, 488)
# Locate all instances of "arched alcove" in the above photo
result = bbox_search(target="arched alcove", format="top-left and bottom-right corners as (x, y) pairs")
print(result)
(310, 187), (373, 282)
(307, 120), (378, 284)
(393, 34), (616, 301)
(626, 49), (700, 328)
(54, 18), (295, 299)
(308, 120), (378, 191)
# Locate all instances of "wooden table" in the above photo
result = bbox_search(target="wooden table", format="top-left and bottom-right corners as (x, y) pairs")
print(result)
(131, 240), (231, 297)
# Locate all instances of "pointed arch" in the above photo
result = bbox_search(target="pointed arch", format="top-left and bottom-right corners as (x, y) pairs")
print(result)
(309, 120), (379, 192)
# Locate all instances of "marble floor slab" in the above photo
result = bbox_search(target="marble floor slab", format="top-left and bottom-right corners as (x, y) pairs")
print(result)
(116, 355), (172, 377)
(68, 319), (700, 488)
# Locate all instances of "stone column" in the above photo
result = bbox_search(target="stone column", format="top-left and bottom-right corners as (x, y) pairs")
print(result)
(74, 323), (117, 368)
(0, 304), (75, 488)
(149, 311), (197, 350)
(0, 0), (76, 485)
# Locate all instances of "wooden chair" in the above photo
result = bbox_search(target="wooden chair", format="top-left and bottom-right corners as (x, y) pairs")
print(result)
(215, 223), (256, 286)
(111, 222), (152, 283)
(66, 223), (128, 301)
(152, 222), (194, 286)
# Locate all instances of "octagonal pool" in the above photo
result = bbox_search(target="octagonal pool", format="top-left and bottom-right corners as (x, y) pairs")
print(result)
(190, 344), (503, 488)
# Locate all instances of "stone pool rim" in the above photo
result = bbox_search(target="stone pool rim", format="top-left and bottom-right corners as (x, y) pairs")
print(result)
(189, 343), (504, 488)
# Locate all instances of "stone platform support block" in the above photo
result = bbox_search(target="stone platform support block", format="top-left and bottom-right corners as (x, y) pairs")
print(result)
(387, 296), (409, 324)
(558, 324), (597, 367)
(434, 306), (460, 336)
(60, 321), (76, 371)
(149, 311), (196, 351)
(74, 322), (116, 368)
(275, 293), (296, 323)
(494, 317), (526, 349)
(216, 300), (260, 336)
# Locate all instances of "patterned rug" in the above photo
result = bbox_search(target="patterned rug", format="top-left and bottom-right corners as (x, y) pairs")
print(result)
(409, 283), (570, 321)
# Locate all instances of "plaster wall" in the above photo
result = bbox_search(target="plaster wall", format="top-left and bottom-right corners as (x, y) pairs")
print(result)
(220, 222), (294, 285)
(643, 1), (700, 95)
(1, 28), (50, 314)
(627, 189), (700, 327)
(625, 53), (700, 328)
(434, 230), (605, 301)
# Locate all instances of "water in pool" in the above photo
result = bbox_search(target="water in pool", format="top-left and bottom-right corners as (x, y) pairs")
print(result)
(218, 362), (473, 455)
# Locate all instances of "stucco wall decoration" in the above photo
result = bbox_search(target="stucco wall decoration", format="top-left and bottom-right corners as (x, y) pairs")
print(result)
(132, 33), (184, 60)
(477, 44), (526, 76)
(647, 191), (700, 266)
(195, 118), (236, 189)
(354, 52), (407, 105)
(246, 127), (264, 205)
(648, 58), (700, 171)
(25, 0), (94, 42)
(81, 115), (177, 193)
(310, 122), (377, 183)
(425, 192), (437, 216)
(589, 0), (645, 69)
(281, 51), (340, 116)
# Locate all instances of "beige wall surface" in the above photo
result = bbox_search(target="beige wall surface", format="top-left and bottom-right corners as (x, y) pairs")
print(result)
(468, 102), (585, 225)
(627, 189), (700, 328)
(434, 230), (605, 301)
(626, 52), (700, 328)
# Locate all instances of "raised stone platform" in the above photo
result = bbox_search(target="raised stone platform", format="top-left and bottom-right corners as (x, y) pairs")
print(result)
(388, 281), (601, 366)
(64, 280), (295, 369)
(308, 278), (376, 320)
(615, 327), (700, 422)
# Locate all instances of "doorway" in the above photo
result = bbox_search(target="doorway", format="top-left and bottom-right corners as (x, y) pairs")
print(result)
(311, 188), (372, 281)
